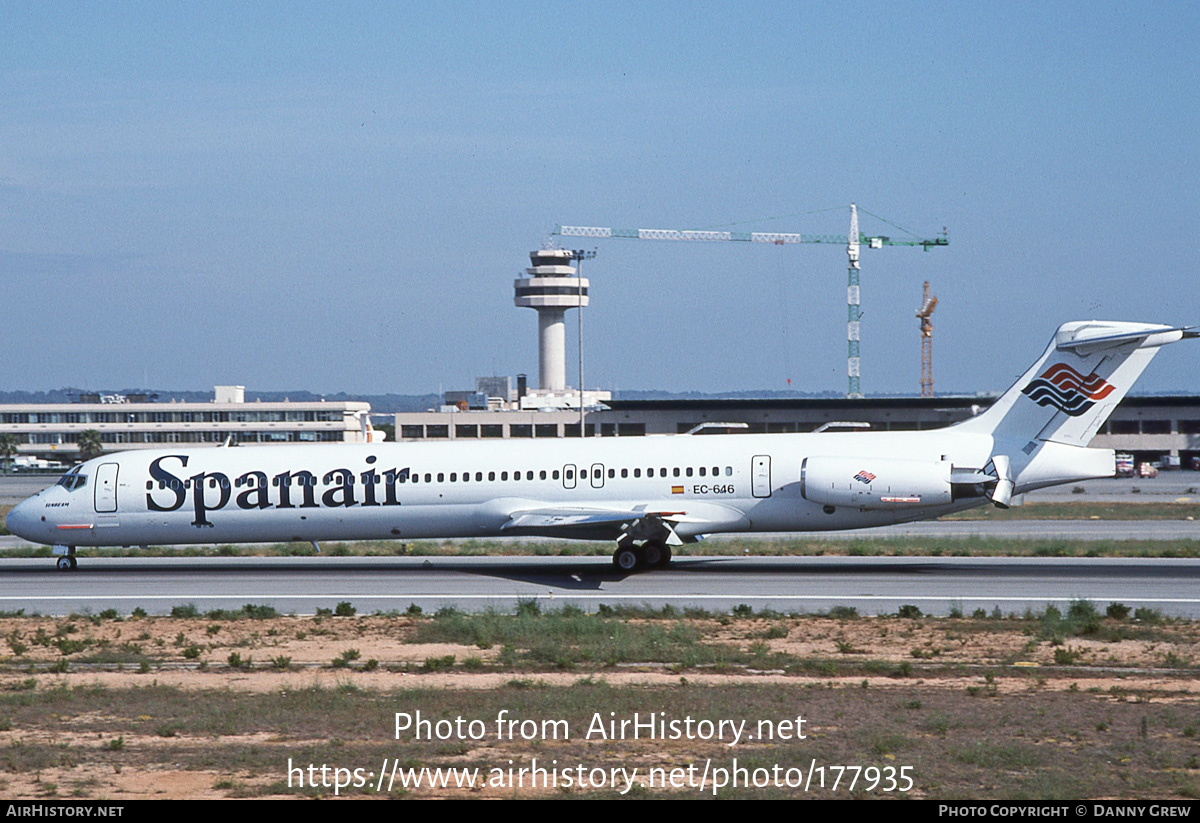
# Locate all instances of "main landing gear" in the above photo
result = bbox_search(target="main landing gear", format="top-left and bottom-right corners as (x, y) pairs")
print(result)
(53, 546), (78, 571)
(612, 540), (672, 572)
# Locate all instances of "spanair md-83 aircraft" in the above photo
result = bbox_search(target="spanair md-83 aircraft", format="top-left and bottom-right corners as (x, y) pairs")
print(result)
(6, 321), (1197, 571)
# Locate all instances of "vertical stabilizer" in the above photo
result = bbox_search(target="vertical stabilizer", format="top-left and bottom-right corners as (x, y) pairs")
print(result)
(954, 321), (1194, 448)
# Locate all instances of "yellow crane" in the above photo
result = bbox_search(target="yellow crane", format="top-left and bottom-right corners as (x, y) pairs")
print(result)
(916, 281), (938, 397)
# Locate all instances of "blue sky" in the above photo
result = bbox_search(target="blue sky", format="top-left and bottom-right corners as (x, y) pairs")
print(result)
(2, 1), (1198, 396)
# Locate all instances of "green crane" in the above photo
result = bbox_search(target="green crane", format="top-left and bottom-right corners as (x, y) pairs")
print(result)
(553, 204), (947, 397)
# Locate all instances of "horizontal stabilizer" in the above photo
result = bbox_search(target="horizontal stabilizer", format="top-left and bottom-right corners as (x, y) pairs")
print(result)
(1055, 324), (1195, 355)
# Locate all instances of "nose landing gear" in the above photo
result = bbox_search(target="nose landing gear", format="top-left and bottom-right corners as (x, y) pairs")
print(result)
(53, 546), (77, 571)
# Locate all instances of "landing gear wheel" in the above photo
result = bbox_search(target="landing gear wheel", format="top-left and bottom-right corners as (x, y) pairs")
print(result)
(640, 541), (664, 568)
(612, 546), (640, 572)
(56, 557), (72, 572)
(640, 541), (672, 570)
(654, 544), (672, 569)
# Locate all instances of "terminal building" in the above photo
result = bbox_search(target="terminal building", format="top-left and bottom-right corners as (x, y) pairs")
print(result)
(0, 386), (372, 464)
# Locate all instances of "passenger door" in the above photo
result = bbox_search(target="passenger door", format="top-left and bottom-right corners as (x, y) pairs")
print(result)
(751, 455), (771, 498)
(94, 463), (119, 513)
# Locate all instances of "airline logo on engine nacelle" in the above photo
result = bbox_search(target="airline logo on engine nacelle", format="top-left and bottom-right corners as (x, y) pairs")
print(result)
(1020, 363), (1115, 417)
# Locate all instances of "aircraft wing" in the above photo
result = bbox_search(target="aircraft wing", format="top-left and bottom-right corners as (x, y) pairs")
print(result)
(501, 506), (695, 544)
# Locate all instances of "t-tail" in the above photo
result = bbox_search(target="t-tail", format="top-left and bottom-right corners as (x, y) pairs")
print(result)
(953, 321), (1198, 506)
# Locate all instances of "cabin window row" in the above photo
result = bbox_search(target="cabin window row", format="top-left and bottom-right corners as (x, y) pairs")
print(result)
(385, 466), (735, 484)
(148, 465), (736, 490)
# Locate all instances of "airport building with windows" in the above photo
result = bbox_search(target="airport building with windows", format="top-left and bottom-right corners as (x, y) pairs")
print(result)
(0, 386), (371, 466)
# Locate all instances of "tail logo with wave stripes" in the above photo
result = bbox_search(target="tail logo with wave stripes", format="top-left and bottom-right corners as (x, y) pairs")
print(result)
(1020, 363), (1116, 416)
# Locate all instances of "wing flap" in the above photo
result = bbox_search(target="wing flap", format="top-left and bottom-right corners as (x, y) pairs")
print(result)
(501, 502), (751, 544)
(501, 507), (689, 544)
(504, 509), (643, 530)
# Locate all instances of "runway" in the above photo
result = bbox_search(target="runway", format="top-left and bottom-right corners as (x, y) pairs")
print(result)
(1, 555), (1198, 617)
(2, 518), (1198, 553)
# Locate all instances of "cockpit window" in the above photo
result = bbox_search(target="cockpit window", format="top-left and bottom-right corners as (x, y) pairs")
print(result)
(56, 467), (88, 492)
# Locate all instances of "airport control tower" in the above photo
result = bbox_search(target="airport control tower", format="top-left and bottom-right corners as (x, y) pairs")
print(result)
(514, 249), (588, 392)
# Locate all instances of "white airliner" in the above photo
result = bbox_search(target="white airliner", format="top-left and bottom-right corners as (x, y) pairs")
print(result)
(5, 321), (1196, 572)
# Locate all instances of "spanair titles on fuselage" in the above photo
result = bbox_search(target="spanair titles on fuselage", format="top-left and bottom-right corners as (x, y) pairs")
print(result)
(146, 454), (409, 527)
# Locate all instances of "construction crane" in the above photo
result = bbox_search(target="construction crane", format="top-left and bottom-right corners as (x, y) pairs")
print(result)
(916, 281), (938, 398)
(553, 204), (947, 397)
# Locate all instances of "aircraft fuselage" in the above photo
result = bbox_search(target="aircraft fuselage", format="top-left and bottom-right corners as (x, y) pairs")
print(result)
(9, 430), (1008, 549)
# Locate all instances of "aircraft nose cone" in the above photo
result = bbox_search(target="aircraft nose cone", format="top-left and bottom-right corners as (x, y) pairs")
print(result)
(5, 499), (39, 542)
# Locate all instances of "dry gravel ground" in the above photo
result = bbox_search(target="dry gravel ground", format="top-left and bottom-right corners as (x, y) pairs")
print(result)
(1, 609), (1199, 799)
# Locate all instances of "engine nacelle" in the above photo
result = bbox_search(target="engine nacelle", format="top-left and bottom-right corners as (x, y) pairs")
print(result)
(800, 456), (956, 510)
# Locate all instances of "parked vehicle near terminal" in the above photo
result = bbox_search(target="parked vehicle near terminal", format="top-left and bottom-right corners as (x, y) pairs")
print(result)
(1115, 453), (1135, 477)
(1138, 462), (1160, 478)
(10, 456), (68, 473)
